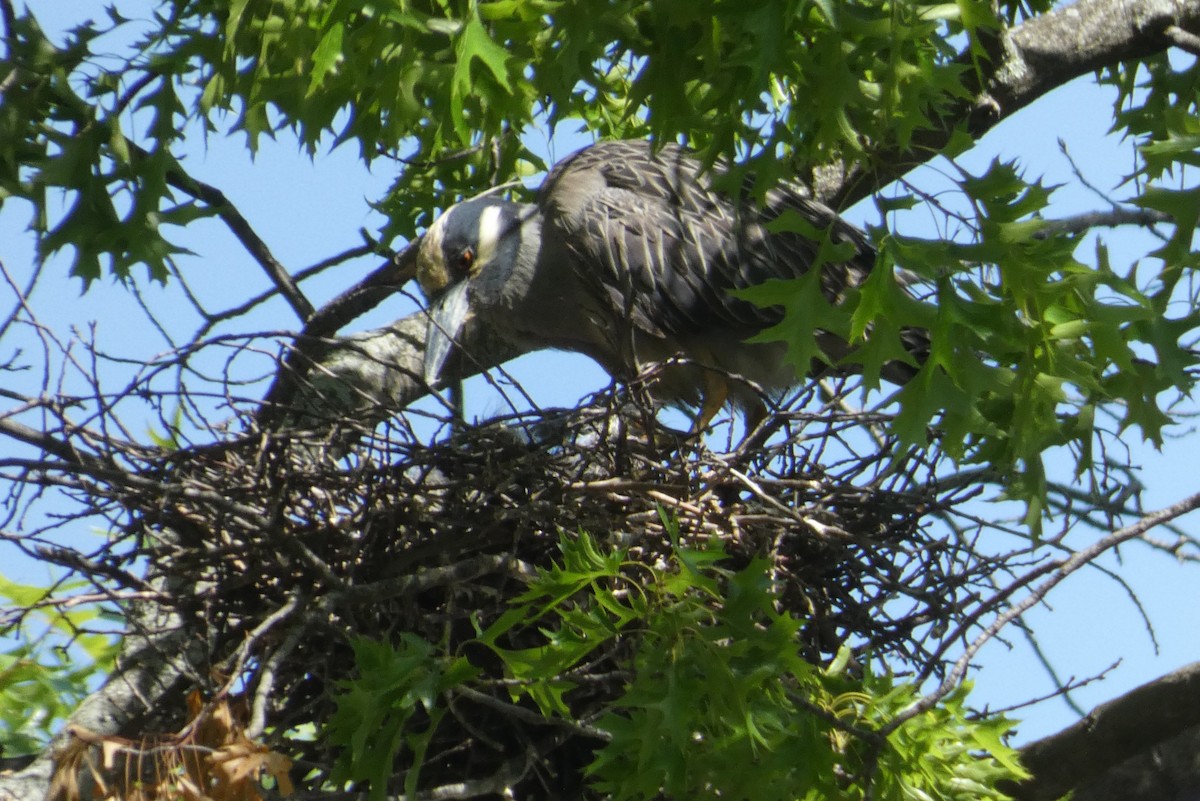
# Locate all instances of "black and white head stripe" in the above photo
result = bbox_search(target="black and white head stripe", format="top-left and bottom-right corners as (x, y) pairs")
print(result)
(416, 197), (529, 384)
(417, 197), (524, 297)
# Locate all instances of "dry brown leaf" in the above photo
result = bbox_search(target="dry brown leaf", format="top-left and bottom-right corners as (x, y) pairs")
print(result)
(187, 693), (238, 749)
(83, 748), (109, 801)
(48, 727), (126, 801)
(101, 739), (124, 771)
(211, 742), (261, 784)
(47, 736), (89, 801)
(186, 691), (203, 720)
(260, 752), (294, 797)
(209, 742), (264, 801)
(205, 702), (238, 747)
(205, 740), (294, 801)
(47, 693), (291, 801)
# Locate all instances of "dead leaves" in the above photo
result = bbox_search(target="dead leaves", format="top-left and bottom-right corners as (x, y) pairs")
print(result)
(49, 692), (292, 801)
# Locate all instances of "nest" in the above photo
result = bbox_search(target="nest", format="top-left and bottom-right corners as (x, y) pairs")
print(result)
(38, 385), (1004, 800)
(86, 385), (991, 796)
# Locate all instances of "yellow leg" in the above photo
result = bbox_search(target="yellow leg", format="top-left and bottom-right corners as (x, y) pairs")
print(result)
(693, 370), (728, 434)
(743, 399), (768, 434)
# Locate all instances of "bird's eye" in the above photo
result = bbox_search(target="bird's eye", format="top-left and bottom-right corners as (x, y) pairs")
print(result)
(457, 247), (475, 274)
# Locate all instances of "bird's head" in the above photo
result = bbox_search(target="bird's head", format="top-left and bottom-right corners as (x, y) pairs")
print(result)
(415, 197), (528, 386)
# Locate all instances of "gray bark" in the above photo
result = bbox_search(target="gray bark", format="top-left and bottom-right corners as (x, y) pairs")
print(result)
(1073, 725), (1200, 801)
(1009, 662), (1200, 801)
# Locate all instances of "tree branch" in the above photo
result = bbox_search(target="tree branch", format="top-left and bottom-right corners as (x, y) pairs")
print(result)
(3, 32), (316, 323)
(157, 163), (315, 322)
(827, 0), (1200, 207)
(1010, 662), (1200, 801)
(1164, 22), (1200, 54)
(893, 489), (1200, 731)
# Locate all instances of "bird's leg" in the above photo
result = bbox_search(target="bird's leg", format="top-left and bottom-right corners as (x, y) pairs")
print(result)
(692, 370), (729, 435)
(449, 377), (465, 435)
(742, 399), (769, 435)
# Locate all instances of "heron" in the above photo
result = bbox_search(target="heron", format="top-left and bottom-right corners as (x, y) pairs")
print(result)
(415, 139), (924, 431)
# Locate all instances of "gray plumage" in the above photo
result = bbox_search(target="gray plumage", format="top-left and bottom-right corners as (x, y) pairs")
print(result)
(416, 139), (922, 428)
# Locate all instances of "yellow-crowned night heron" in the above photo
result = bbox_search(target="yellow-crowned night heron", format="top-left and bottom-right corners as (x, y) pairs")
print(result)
(416, 139), (923, 430)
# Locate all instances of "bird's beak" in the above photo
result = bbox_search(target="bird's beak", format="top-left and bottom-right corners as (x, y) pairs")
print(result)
(423, 280), (471, 386)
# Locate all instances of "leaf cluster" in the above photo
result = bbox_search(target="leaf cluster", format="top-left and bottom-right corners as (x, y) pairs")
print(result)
(0, 577), (118, 755)
(48, 692), (294, 801)
(6, 0), (1003, 261)
(326, 635), (476, 800)
(190, 0), (987, 233)
(1, 11), (204, 282)
(743, 148), (1199, 525)
(327, 531), (1026, 800)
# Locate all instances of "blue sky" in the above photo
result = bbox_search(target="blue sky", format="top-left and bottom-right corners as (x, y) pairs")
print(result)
(2, 1), (1199, 748)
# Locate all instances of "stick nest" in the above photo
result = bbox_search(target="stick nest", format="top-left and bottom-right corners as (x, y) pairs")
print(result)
(40, 390), (1003, 799)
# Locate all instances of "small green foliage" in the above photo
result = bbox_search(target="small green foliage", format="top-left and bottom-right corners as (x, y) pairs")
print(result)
(326, 635), (478, 801)
(887, 158), (1194, 526)
(0, 12), (197, 283)
(330, 533), (1025, 799)
(573, 538), (1027, 801)
(0, 577), (119, 755)
(743, 154), (1197, 530)
(475, 530), (650, 716)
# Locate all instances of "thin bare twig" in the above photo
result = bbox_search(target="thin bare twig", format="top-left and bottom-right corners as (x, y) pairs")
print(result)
(892, 489), (1200, 732)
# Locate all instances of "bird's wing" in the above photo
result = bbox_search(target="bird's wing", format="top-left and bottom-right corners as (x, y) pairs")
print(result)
(537, 140), (876, 339)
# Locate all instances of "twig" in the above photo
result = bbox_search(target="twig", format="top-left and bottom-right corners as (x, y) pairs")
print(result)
(453, 686), (610, 741)
(1039, 207), (1172, 236)
(246, 616), (308, 739)
(890, 489), (1200, 733)
(1164, 24), (1200, 55)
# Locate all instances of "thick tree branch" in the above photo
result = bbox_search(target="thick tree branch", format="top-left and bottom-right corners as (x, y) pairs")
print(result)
(1164, 22), (1200, 53)
(256, 245), (420, 426)
(827, 0), (1200, 206)
(1011, 662), (1200, 801)
(263, 290), (526, 434)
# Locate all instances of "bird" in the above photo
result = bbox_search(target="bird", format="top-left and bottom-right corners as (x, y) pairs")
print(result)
(415, 139), (924, 432)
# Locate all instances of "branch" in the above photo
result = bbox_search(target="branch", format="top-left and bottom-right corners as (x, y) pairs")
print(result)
(2, 29), (315, 323)
(1164, 22), (1200, 54)
(256, 245), (421, 426)
(1041, 207), (1173, 236)
(827, 0), (1200, 206)
(157, 162), (315, 322)
(0, 589), (203, 801)
(260, 294), (525, 433)
(891, 489), (1200, 731)
(1009, 661), (1200, 801)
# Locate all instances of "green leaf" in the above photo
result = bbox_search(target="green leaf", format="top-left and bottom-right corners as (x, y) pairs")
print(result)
(449, 11), (514, 138)
(307, 21), (345, 96)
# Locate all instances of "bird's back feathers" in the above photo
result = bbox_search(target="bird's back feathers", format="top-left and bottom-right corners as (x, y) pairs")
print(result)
(537, 140), (876, 341)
